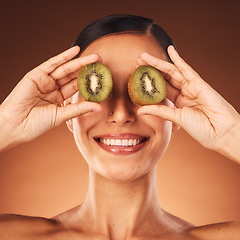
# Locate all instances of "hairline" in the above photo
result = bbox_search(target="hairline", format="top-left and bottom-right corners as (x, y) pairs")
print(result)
(78, 31), (170, 62)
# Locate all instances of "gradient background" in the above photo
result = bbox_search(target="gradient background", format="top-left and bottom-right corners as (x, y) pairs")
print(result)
(0, 0), (239, 226)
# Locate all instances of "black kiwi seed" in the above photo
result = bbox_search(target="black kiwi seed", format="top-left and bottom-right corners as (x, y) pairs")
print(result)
(140, 72), (159, 97)
(128, 65), (167, 105)
(78, 62), (112, 102)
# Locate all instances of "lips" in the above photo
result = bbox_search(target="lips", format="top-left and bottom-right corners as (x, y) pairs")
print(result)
(94, 133), (149, 154)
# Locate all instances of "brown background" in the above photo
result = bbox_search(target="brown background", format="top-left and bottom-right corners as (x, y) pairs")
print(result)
(0, 0), (239, 226)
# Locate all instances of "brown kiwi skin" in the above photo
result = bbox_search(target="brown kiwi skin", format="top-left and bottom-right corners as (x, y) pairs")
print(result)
(128, 71), (144, 105)
(128, 65), (167, 106)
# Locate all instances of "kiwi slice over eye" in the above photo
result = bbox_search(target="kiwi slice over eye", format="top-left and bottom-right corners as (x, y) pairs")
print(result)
(78, 62), (112, 102)
(128, 65), (167, 105)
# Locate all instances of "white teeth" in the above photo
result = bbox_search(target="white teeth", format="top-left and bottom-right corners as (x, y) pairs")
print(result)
(115, 139), (121, 146)
(122, 139), (128, 146)
(100, 138), (143, 147)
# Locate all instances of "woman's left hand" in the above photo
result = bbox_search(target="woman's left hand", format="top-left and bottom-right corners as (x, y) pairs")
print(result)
(137, 46), (240, 161)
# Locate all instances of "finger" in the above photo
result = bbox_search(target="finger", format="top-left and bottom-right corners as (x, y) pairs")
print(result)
(55, 101), (102, 126)
(56, 71), (78, 87)
(139, 52), (185, 90)
(40, 78), (78, 104)
(167, 45), (200, 81)
(50, 54), (101, 82)
(137, 104), (182, 126)
(137, 53), (181, 102)
(165, 81), (199, 109)
(58, 78), (78, 101)
(38, 46), (80, 74)
(166, 81), (180, 104)
(136, 57), (146, 66)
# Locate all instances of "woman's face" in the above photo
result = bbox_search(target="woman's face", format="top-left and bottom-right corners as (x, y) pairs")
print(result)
(70, 34), (174, 182)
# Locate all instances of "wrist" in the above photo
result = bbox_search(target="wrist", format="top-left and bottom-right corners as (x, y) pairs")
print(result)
(215, 115), (240, 164)
(0, 110), (21, 152)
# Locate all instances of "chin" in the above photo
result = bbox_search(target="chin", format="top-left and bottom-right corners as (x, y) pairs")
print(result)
(88, 153), (157, 183)
(103, 168), (144, 182)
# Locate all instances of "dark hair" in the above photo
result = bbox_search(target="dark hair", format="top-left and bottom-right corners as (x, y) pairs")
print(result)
(73, 14), (175, 62)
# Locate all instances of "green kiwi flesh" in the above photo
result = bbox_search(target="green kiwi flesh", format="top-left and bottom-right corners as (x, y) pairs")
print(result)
(78, 62), (112, 102)
(129, 65), (166, 105)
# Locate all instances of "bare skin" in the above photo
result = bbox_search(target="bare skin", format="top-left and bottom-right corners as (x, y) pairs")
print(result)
(0, 34), (239, 240)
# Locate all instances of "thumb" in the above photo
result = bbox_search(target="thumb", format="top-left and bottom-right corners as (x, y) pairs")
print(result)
(137, 104), (182, 126)
(55, 101), (102, 126)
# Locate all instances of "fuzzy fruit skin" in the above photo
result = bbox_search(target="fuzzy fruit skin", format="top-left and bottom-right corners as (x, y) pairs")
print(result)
(128, 72), (145, 106)
(128, 65), (167, 106)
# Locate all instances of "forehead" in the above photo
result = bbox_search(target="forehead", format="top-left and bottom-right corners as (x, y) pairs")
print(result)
(80, 34), (168, 65)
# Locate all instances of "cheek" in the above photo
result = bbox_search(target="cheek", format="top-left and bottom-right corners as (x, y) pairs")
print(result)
(72, 111), (104, 154)
(152, 99), (174, 145)
(74, 112), (102, 131)
(152, 115), (172, 150)
(141, 114), (172, 164)
(155, 119), (173, 154)
(141, 114), (172, 136)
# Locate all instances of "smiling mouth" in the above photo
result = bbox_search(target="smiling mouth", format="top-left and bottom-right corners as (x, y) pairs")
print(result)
(95, 137), (148, 147)
(93, 134), (149, 154)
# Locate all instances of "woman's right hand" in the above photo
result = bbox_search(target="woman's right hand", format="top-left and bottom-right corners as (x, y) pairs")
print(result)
(137, 46), (240, 162)
(0, 46), (102, 150)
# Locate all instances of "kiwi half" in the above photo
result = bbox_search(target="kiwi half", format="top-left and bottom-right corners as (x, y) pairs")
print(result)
(128, 65), (166, 105)
(78, 62), (112, 102)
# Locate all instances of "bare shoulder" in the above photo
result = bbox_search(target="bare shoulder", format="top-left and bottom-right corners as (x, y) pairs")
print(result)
(0, 214), (68, 240)
(186, 221), (240, 240)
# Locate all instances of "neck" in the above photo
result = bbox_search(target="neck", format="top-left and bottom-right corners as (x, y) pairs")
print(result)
(77, 168), (166, 239)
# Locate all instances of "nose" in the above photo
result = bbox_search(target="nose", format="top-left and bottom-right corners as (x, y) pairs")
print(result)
(107, 98), (136, 126)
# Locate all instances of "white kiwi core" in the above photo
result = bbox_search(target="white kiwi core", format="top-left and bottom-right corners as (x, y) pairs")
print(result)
(143, 74), (153, 93)
(89, 74), (99, 93)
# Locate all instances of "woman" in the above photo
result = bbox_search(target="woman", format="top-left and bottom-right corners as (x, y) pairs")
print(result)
(0, 14), (239, 239)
